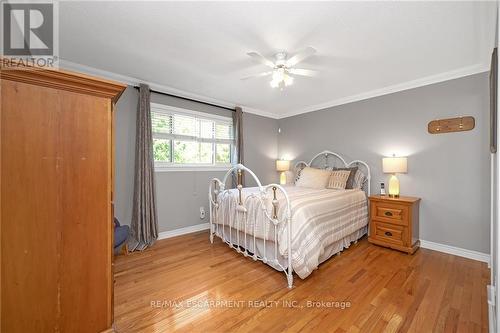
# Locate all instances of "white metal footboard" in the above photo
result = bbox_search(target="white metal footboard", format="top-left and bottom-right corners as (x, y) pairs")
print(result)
(208, 164), (293, 288)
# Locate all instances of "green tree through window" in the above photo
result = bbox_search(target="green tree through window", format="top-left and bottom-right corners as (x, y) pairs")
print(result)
(151, 105), (234, 168)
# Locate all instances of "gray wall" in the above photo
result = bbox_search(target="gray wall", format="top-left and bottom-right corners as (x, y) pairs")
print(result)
(114, 86), (279, 232)
(278, 73), (491, 253)
(242, 112), (279, 186)
(114, 87), (137, 229)
(116, 73), (490, 252)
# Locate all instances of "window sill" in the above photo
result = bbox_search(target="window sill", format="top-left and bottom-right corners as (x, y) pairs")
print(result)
(155, 166), (231, 172)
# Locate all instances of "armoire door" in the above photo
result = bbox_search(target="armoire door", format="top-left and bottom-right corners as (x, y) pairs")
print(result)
(58, 90), (113, 332)
(2, 79), (62, 332)
(1, 66), (125, 333)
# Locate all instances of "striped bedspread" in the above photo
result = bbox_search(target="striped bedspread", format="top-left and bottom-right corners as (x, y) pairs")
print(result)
(214, 185), (368, 278)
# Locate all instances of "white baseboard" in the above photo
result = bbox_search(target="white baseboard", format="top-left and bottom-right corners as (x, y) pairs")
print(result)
(420, 239), (490, 265)
(157, 223), (210, 240)
(156, 226), (491, 266)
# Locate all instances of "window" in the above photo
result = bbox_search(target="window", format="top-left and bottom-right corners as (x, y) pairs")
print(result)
(151, 103), (234, 170)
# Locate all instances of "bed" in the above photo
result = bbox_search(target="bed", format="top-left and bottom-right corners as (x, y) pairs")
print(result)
(208, 151), (371, 288)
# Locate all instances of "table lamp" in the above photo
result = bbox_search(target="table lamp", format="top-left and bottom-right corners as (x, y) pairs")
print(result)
(382, 156), (407, 197)
(276, 160), (290, 185)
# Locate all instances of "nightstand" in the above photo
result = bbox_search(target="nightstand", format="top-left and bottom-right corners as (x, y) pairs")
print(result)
(368, 195), (421, 254)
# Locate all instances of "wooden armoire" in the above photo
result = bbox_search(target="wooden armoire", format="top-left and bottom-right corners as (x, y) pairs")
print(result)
(1, 63), (126, 332)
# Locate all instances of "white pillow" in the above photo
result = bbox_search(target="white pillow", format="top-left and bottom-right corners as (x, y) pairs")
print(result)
(295, 167), (331, 189)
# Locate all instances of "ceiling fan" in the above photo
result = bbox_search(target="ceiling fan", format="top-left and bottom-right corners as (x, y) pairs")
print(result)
(242, 47), (318, 89)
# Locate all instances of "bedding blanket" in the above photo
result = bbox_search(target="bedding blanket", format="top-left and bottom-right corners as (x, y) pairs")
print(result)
(214, 185), (368, 278)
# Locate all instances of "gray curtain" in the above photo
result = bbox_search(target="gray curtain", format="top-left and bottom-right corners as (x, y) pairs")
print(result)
(232, 106), (245, 187)
(129, 83), (159, 251)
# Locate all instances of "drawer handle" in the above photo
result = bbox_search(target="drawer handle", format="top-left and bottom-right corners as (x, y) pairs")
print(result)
(384, 231), (393, 237)
(384, 211), (393, 217)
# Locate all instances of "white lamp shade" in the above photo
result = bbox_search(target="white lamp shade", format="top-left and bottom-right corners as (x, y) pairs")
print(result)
(382, 157), (407, 174)
(276, 160), (290, 172)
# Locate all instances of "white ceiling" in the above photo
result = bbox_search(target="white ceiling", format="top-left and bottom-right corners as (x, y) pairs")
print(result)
(59, 1), (496, 118)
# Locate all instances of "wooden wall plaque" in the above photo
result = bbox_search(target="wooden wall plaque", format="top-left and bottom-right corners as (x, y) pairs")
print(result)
(428, 116), (475, 134)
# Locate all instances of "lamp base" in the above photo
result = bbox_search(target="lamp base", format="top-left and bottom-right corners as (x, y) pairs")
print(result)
(280, 172), (287, 185)
(388, 174), (400, 197)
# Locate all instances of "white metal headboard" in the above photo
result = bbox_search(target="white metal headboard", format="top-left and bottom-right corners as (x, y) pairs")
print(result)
(294, 150), (371, 196)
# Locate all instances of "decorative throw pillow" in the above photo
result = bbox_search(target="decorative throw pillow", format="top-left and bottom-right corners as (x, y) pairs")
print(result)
(295, 167), (331, 189)
(332, 166), (358, 189)
(294, 166), (305, 183)
(352, 170), (366, 189)
(327, 170), (351, 190)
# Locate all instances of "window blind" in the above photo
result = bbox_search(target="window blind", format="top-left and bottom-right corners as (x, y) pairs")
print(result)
(151, 108), (234, 144)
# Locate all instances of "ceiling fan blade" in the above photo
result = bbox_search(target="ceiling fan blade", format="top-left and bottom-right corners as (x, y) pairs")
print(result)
(240, 71), (273, 80)
(289, 68), (318, 77)
(286, 47), (316, 67)
(247, 52), (276, 68)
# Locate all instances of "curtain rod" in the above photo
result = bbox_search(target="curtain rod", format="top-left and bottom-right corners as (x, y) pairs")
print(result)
(133, 86), (236, 112)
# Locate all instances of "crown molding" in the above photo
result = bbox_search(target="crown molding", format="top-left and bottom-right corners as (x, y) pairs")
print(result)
(1, 59), (126, 102)
(241, 106), (279, 119)
(277, 63), (490, 119)
(58, 59), (278, 119)
(59, 59), (489, 120)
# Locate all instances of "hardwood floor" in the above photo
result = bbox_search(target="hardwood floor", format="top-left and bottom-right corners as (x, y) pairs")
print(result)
(114, 231), (489, 332)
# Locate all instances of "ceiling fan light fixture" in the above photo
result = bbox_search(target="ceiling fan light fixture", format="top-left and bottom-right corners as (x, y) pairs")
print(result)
(270, 70), (293, 88)
(272, 68), (285, 81)
(245, 47), (316, 89)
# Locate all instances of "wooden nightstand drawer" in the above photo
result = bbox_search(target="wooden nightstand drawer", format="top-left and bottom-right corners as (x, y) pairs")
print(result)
(368, 195), (421, 254)
(372, 201), (409, 226)
(376, 206), (403, 219)
(372, 221), (406, 246)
